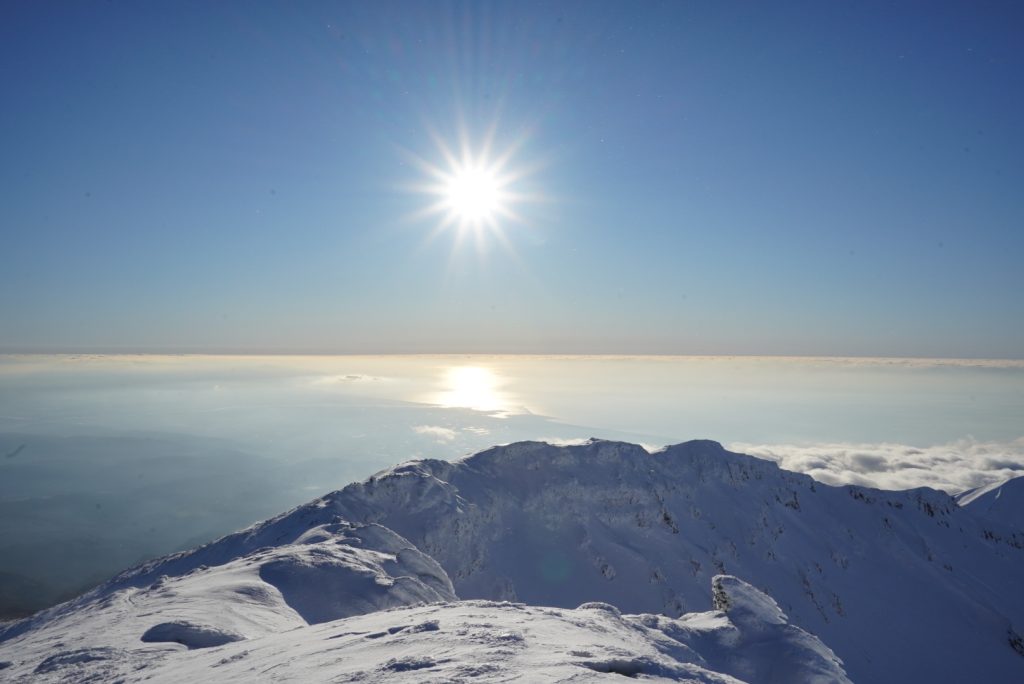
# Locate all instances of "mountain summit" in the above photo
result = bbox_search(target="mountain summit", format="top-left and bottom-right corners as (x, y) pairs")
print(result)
(1, 439), (1022, 682)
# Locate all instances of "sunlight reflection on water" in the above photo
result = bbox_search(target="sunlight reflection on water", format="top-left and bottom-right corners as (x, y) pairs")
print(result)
(431, 366), (515, 414)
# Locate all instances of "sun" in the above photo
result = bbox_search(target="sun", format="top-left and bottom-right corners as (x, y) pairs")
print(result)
(444, 165), (502, 223)
(405, 126), (537, 245)
(429, 150), (514, 235)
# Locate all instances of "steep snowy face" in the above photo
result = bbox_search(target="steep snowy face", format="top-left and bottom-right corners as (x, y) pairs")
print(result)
(0, 575), (849, 683)
(316, 439), (1024, 684)
(957, 475), (1024, 531)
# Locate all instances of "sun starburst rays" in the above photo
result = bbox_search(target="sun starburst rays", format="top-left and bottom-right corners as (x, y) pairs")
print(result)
(404, 124), (540, 259)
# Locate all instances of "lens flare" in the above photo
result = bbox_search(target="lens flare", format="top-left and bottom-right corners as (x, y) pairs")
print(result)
(405, 124), (542, 253)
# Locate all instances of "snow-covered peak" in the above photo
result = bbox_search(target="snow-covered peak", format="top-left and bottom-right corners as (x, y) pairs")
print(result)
(2, 439), (1023, 683)
(319, 439), (1024, 682)
(454, 438), (784, 483)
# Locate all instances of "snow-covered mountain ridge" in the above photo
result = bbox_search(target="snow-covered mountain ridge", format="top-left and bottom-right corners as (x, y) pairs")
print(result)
(331, 440), (1024, 682)
(956, 473), (1024, 532)
(2, 439), (1022, 682)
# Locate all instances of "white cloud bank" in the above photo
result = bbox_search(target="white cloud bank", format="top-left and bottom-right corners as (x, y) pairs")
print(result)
(729, 438), (1024, 495)
(538, 437), (664, 453)
(413, 425), (457, 442)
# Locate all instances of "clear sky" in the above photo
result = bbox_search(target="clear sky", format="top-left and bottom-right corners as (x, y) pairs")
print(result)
(2, 1), (1022, 357)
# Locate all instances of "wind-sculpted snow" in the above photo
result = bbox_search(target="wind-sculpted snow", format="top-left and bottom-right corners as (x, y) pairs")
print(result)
(0, 519), (455, 656)
(0, 574), (848, 683)
(1, 439), (1022, 682)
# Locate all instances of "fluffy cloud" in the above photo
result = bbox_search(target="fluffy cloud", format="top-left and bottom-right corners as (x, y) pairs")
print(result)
(728, 438), (1024, 494)
(413, 425), (457, 443)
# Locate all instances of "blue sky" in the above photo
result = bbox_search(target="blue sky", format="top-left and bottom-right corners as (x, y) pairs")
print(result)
(2, 1), (1022, 357)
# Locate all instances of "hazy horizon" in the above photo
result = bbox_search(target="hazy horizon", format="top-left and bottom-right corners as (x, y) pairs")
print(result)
(5, 350), (1024, 361)
(5, 352), (1022, 475)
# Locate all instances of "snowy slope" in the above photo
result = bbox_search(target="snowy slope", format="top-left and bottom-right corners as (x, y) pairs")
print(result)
(0, 573), (848, 683)
(315, 439), (1024, 682)
(957, 475), (1024, 532)
(2, 439), (1023, 682)
(0, 519), (454, 652)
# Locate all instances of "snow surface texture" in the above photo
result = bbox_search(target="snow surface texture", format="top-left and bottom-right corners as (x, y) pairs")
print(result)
(0, 519), (456, 673)
(0, 578), (848, 683)
(0, 439), (1021, 683)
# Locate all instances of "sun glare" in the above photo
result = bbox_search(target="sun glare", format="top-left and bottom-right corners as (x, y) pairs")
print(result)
(429, 151), (512, 235)
(444, 166), (501, 222)
(406, 126), (539, 248)
(434, 366), (509, 413)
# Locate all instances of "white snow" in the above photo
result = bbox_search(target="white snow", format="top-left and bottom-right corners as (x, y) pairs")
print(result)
(0, 576), (848, 683)
(2, 439), (1023, 682)
(0, 520), (454, 657)
(314, 439), (1024, 682)
(957, 475), (1024, 531)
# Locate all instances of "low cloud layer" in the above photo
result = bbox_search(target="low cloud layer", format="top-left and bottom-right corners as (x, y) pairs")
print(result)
(729, 438), (1024, 494)
(413, 425), (457, 442)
